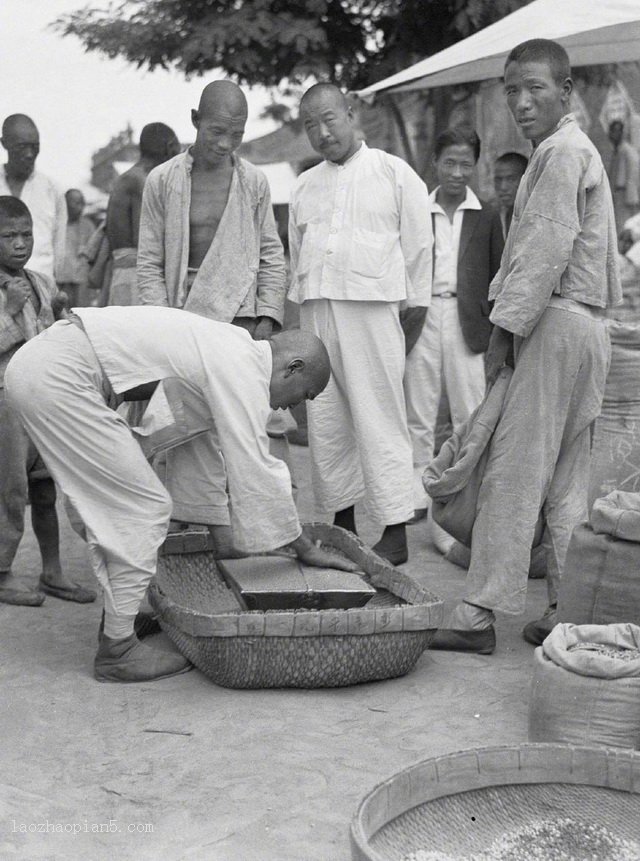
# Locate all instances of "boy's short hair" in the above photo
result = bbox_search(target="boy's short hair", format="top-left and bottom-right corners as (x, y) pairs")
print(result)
(505, 39), (571, 84)
(0, 195), (31, 222)
(434, 126), (481, 162)
(495, 152), (529, 175)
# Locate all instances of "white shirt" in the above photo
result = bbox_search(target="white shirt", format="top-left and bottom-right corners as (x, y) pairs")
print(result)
(0, 168), (66, 280)
(75, 306), (301, 554)
(430, 186), (482, 296)
(288, 144), (432, 307)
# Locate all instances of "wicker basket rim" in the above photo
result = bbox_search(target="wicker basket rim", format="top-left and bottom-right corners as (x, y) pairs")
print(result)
(350, 743), (640, 861)
(149, 580), (444, 638)
(153, 521), (445, 638)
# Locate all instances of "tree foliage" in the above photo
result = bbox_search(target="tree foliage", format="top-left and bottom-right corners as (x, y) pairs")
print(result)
(52, 0), (531, 90)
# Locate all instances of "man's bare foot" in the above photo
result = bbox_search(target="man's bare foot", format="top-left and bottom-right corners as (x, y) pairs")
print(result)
(39, 566), (96, 603)
(0, 570), (45, 606)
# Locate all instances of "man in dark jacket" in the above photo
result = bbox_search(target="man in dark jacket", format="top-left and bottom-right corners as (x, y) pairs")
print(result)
(404, 126), (503, 522)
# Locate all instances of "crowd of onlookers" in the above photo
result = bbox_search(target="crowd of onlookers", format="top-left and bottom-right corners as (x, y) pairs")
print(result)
(0, 40), (638, 677)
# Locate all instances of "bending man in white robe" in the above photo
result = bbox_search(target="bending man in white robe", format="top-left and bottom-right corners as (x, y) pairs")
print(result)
(5, 306), (355, 683)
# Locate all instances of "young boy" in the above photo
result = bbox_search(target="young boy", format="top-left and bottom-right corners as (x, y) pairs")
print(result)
(0, 196), (95, 606)
(431, 39), (621, 653)
(404, 126), (503, 522)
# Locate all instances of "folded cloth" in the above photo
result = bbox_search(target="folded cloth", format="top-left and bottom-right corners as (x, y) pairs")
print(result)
(422, 367), (512, 547)
(591, 489), (640, 542)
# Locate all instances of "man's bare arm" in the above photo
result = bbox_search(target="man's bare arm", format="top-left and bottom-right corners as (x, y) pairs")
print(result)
(106, 174), (136, 251)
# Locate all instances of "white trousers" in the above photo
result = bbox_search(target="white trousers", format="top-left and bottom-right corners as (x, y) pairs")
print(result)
(5, 322), (172, 637)
(404, 297), (486, 507)
(299, 299), (413, 526)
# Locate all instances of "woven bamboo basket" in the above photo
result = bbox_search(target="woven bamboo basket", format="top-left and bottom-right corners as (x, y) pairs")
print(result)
(148, 523), (443, 689)
(350, 743), (640, 860)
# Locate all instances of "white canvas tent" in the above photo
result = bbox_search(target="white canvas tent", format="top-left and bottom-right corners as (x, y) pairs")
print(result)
(357, 0), (640, 99)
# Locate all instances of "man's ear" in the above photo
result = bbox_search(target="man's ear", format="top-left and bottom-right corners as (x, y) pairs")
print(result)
(284, 358), (305, 378)
(561, 76), (573, 103)
(191, 109), (200, 130)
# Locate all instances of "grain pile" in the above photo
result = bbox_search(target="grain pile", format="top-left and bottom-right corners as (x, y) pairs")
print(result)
(566, 641), (640, 662)
(404, 817), (640, 860)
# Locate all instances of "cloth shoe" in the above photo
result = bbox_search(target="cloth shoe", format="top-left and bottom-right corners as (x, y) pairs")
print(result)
(429, 627), (496, 654)
(94, 633), (192, 682)
(522, 606), (557, 646)
(372, 524), (408, 566)
(429, 601), (496, 654)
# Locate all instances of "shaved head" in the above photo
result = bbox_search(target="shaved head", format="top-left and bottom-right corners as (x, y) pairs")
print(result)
(300, 83), (349, 114)
(269, 330), (331, 410)
(198, 81), (248, 120)
(2, 114), (38, 141)
(2, 114), (40, 180)
(299, 83), (359, 165)
(191, 81), (248, 167)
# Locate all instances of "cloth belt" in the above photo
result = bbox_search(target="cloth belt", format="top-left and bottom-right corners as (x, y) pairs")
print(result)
(432, 292), (457, 299)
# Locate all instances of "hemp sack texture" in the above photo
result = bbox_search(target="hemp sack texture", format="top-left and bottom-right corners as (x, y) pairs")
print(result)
(528, 622), (640, 749)
(589, 321), (640, 508)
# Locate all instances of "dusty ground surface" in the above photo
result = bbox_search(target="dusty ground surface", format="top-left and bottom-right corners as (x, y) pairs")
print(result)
(0, 445), (546, 861)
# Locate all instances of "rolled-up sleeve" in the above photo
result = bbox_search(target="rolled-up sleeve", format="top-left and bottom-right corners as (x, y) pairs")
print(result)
(255, 177), (286, 325)
(397, 163), (432, 308)
(137, 172), (170, 307)
(490, 149), (581, 338)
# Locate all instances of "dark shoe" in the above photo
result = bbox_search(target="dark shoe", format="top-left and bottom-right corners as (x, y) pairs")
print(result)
(407, 508), (428, 525)
(429, 626), (496, 654)
(134, 611), (162, 639)
(39, 579), (96, 604)
(372, 543), (408, 566)
(372, 523), (408, 566)
(0, 586), (45, 607)
(94, 633), (192, 683)
(522, 612), (557, 646)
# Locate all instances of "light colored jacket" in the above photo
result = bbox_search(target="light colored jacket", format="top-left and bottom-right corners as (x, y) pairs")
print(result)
(137, 150), (286, 324)
(490, 114), (622, 338)
(288, 144), (432, 307)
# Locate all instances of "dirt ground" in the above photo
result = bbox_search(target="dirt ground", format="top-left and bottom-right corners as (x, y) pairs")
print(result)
(0, 445), (546, 861)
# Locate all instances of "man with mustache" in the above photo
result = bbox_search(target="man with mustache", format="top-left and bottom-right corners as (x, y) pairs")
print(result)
(288, 83), (432, 565)
(0, 114), (66, 281)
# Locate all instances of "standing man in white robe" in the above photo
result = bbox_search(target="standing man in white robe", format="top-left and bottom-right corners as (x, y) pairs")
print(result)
(5, 307), (354, 683)
(288, 83), (432, 566)
(0, 115), (66, 280)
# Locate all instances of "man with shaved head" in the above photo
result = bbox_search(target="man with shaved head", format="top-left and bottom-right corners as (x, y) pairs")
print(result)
(137, 80), (287, 555)
(0, 114), (66, 280)
(289, 83), (432, 565)
(105, 122), (179, 305)
(5, 306), (350, 681)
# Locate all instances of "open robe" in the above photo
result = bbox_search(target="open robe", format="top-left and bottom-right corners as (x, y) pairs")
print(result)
(137, 150), (286, 324)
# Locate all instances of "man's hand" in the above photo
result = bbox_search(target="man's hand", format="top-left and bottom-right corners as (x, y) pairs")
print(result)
(253, 316), (275, 340)
(400, 306), (427, 356)
(288, 531), (359, 572)
(484, 325), (514, 385)
(3, 277), (31, 317)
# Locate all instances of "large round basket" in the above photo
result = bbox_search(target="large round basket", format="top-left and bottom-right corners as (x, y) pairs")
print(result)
(149, 523), (443, 689)
(350, 743), (640, 860)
